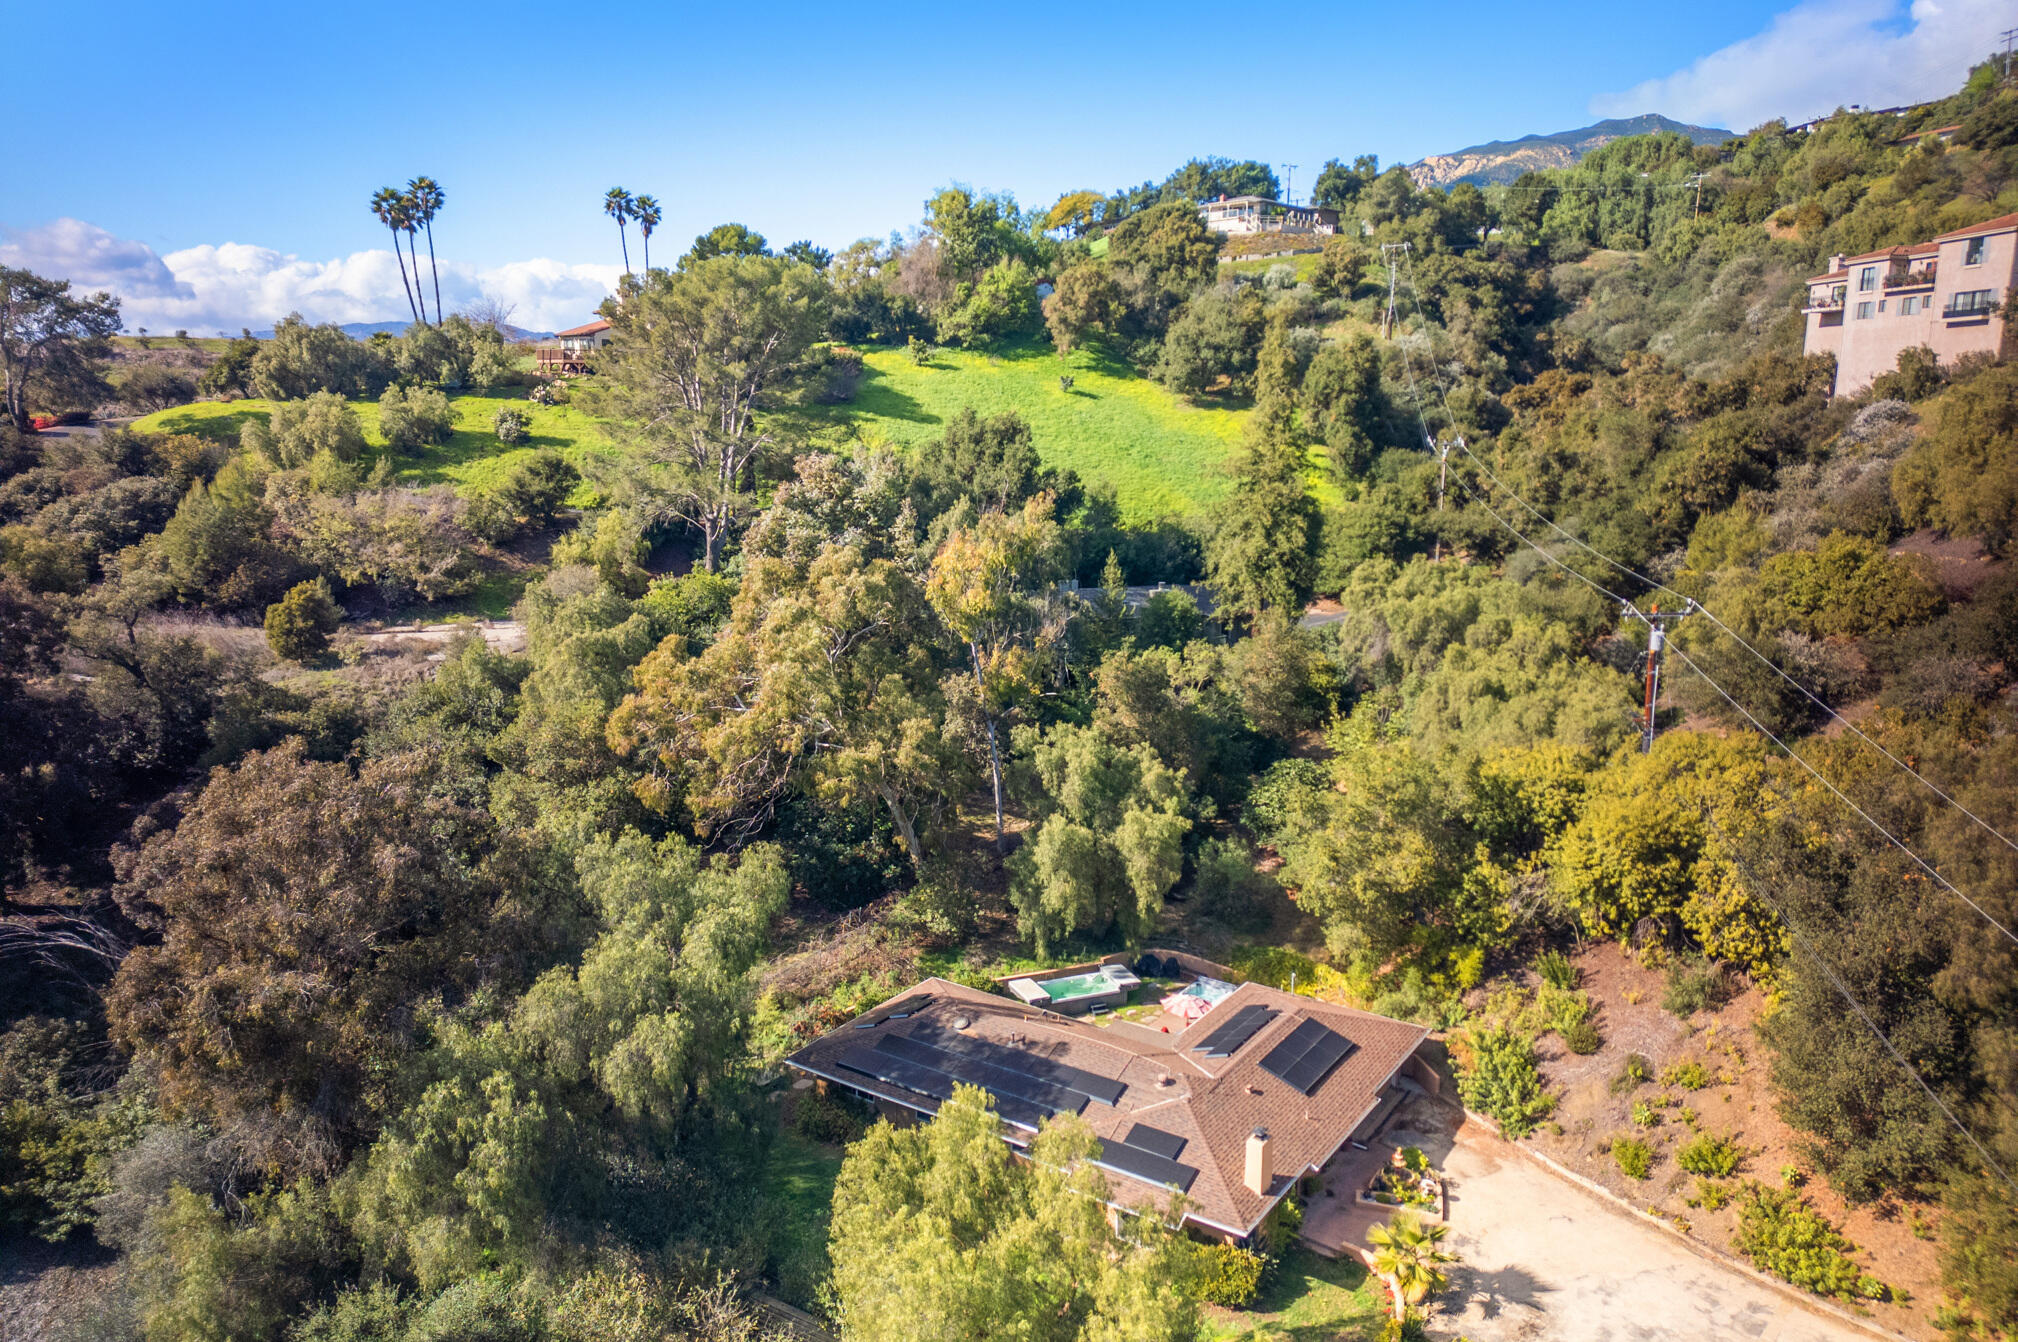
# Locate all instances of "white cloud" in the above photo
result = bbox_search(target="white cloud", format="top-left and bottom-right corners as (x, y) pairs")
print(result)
(1592, 0), (2009, 131)
(0, 219), (618, 336)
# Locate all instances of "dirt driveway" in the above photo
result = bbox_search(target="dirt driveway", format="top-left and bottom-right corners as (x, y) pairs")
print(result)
(1396, 1113), (1877, 1342)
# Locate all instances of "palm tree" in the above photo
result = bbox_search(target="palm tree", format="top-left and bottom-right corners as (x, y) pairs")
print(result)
(632, 194), (661, 273)
(407, 176), (446, 326)
(398, 188), (429, 325)
(371, 186), (421, 327)
(1366, 1213), (1456, 1324)
(604, 187), (634, 274)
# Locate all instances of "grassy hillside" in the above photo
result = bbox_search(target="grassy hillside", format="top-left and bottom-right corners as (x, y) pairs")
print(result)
(828, 338), (1249, 522)
(134, 392), (610, 500)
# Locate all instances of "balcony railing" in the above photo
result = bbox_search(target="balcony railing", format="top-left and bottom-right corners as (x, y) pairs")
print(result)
(1804, 292), (1846, 312)
(1943, 292), (1998, 319)
(1884, 264), (1937, 289)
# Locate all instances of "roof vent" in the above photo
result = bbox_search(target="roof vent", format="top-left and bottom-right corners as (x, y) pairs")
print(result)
(952, 1016), (972, 1031)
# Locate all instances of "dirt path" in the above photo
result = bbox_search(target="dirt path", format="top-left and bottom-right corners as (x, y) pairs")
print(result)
(1402, 1116), (1882, 1342)
(350, 619), (526, 654)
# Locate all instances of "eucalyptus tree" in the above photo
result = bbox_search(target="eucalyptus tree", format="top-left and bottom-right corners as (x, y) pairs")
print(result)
(370, 187), (421, 326)
(604, 187), (635, 274)
(0, 266), (121, 431)
(406, 176), (446, 326)
(631, 194), (661, 273)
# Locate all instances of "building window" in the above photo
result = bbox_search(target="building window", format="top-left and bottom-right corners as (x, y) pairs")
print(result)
(1878, 300), (1887, 312)
(1945, 288), (1996, 317)
(1900, 295), (1919, 315)
(1859, 266), (1878, 291)
(1965, 237), (1986, 265)
(1854, 301), (1874, 319)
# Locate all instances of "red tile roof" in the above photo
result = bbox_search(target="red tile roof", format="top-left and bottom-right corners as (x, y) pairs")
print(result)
(786, 976), (1429, 1237)
(1933, 213), (2018, 242)
(554, 318), (612, 338)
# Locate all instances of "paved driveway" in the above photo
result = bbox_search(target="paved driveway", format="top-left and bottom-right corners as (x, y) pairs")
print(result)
(1410, 1119), (1873, 1342)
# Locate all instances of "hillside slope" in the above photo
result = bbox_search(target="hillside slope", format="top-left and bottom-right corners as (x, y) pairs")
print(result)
(1408, 113), (1732, 188)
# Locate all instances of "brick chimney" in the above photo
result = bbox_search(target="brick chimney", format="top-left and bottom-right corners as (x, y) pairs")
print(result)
(1828, 252), (1847, 273)
(1245, 1128), (1272, 1197)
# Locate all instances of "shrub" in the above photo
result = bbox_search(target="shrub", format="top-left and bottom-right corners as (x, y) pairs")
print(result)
(1662, 957), (1730, 1017)
(1678, 1131), (1744, 1178)
(1535, 948), (1578, 991)
(1662, 1061), (1711, 1091)
(1195, 1243), (1266, 1307)
(792, 1089), (870, 1146)
(1610, 1053), (1653, 1094)
(493, 407), (532, 444)
(1735, 1187), (1887, 1301)
(1631, 1100), (1661, 1129)
(527, 380), (566, 406)
(264, 578), (341, 662)
(1694, 1177), (1734, 1211)
(1191, 836), (1278, 931)
(242, 390), (367, 467)
(120, 363), (197, 411)
(1612, 1136), (1655, 1180)
(1454, 1026), (1552, 1138)
(1245, 757), (1329, 837)
(1561, 1019), (1603, 1055)
(378, 384), (455, 451)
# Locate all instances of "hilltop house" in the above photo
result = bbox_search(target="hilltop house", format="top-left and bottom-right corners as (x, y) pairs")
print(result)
(536, 318), (613, 376)
(784, 959), (1435, 1246)
(1199, 195), (1339, 238)
(1802, 213), (2018, 396)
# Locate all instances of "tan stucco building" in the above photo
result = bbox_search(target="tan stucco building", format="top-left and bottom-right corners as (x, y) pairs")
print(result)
(1803, 212), (2018, 396)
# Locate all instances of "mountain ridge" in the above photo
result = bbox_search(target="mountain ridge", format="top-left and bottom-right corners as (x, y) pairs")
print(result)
(1407, 113), (1734, 188)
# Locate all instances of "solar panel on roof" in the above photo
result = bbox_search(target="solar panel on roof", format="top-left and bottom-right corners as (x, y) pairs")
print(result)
(1193, 1003), (1278, 1058)
(836, 1045), (1051, 1129)
(874, 1034), (1089, 1115)
(907, 1024), (1127, 1105)
(1257, 1018), (1359, 1095)
(1095, 1138), (1199, 1192)
(1123, 1123), (1186, 1160)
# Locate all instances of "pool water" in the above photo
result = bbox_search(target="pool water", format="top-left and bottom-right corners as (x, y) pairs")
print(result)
(1042, 971), (1118, 1000)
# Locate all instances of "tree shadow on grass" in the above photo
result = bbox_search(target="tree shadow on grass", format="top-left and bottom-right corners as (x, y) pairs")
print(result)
(147, 403), (271, 441)
(848, 363), (936, 426)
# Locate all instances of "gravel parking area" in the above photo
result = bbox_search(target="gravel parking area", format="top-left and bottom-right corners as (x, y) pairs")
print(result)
(1403, 1114), (1880, 1342)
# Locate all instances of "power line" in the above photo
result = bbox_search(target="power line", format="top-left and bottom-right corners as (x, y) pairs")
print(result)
(1445, 436), (2018, 861)
(1387, 253), (2018, 948)
(1665, 642), (2018, 948)
(1704, 809), (2017, 1199)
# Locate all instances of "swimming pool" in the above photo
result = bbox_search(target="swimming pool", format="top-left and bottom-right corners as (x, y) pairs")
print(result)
(1006, 964), (1142, 1014)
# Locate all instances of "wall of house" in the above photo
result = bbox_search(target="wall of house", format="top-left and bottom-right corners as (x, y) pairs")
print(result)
(1816, 231), (2017, 396)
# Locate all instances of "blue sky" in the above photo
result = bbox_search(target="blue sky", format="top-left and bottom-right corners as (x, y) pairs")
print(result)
(3, 0), (2003, 332)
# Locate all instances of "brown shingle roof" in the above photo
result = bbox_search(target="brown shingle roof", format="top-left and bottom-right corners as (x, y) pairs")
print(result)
(1933, 212), (2018, 242)
(785, 977), (1428, 1237)
(554, 318), (612, 338)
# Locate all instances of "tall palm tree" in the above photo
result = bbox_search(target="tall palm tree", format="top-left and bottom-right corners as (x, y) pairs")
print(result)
(398, 188), (429, 325)
(604, 188), (634, 274)
(371, 186), (421, 327)
(407, 176), (446, 326)
(1367, 1213), (1457, 1324)
(632, 194), (661, 273)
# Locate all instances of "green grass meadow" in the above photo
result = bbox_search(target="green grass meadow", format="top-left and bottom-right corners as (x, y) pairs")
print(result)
(826, 338), (1250, 522)
(134, 392), (611, 502)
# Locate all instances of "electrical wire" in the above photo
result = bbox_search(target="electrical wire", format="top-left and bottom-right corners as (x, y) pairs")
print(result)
(1443, 434), (2018, 859)
(1704, 810), (2017, 1198)
(1391, 250), (2018, 861)
(1664, 641), (2018, 947)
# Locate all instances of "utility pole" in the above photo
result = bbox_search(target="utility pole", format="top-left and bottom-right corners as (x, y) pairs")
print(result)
(1685, 172), (1706, 219)
(1282, 164), (1298, 206)
(1632, 602), (1694, 754)
(1379, 241), (1410, 340)
(1430, 433), (1460, 562)
(2004, 27), (2018, 82)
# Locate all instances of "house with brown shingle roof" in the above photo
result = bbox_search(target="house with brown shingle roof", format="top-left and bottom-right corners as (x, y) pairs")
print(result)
(536, 318), (613, 376)
(784, 968), (1435, 1243)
